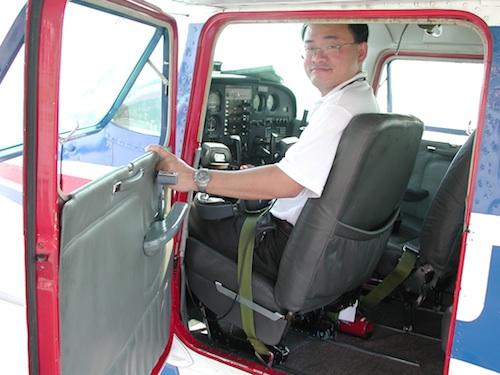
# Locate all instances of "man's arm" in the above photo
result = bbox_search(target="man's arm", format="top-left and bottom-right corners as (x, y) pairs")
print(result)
(145, 145), (304, 200)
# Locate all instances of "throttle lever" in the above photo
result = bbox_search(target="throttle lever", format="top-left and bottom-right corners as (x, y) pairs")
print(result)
(270, 132), (278, 162)
(230, 135), (242, 167)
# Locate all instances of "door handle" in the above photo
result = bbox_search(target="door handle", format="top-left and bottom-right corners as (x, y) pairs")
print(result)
(112, 167), (145, 194)
(143, 202), (189, 256)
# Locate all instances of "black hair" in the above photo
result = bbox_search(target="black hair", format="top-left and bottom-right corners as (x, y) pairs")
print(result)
(301, 23), (369, 43)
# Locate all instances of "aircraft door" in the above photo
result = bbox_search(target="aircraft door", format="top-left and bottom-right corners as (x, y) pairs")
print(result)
(24, 1), (181, 374)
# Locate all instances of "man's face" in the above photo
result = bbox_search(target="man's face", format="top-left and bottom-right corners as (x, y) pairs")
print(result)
(302, 24), (368, 96)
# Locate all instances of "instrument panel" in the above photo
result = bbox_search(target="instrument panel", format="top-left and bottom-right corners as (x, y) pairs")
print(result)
(203, 74), (297, 166)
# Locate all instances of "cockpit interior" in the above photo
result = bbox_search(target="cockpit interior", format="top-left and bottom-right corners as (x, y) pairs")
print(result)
(201, 69), (302, 168)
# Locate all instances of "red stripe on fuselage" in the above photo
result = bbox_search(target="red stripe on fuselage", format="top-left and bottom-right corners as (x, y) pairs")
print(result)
(0, 162), (91, 192)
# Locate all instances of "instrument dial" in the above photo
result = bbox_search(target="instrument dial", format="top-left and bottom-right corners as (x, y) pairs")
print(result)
(207, 92), (221, 113)
(253, 93), (265, 111)
(205, 115), (221, 138)
(266, 94), (278, 111)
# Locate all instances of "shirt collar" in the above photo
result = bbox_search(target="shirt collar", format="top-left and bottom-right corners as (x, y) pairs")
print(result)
(323, 71), (368, 99)
(311, 71), (368, 112)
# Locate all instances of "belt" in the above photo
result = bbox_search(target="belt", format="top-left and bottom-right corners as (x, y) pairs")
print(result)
(271, 215), (294, 237)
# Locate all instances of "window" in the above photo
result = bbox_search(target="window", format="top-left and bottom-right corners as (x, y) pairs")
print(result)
(0, 0), (26, 153)
(112, 42), (164, 135)
(0, 48), (24, 152)
(59, 3), (158, 133)
(377, 59), (483, 144)
(58, 3), (171, 194)
(0, 2), (29, 374)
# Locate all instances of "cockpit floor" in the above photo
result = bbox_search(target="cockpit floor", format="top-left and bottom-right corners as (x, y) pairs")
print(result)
(188, 298), (445, 374)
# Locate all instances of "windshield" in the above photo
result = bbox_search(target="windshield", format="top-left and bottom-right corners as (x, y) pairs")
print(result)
(214, 23), (314, 118)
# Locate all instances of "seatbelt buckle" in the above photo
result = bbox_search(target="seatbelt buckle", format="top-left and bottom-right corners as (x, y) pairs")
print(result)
(255, 350), (274, 368)
(402, 243), (419, 255)
(255, 344), (290, 367)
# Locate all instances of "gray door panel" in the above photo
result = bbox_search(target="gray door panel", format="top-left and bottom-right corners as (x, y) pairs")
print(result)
(59, 151), (172, 375)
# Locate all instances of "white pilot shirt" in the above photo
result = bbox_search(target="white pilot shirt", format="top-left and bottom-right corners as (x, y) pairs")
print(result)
(270, 71), (380, 226)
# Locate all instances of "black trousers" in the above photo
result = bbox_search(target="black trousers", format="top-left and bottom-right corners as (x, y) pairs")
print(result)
(188, 204), (290, 280)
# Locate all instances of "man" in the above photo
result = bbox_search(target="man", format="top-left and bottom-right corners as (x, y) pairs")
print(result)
(146, 23), (380, 280)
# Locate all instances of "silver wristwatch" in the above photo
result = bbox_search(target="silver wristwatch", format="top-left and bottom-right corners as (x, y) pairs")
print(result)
(193, 168), (211, 193)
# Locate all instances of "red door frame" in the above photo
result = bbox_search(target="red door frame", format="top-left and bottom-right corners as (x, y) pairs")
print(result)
(174, 8), (491, 375)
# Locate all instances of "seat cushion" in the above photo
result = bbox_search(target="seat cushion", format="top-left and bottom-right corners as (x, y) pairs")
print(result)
(185, 237), (288, 345)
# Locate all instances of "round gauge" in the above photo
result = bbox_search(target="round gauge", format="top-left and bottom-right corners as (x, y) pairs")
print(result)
(205, 115), (220, 138)
(253, 93), (265, 111)
(252, 94), (261, 111)
(207, 92), (221, 113)
(266, 94), (278, 111)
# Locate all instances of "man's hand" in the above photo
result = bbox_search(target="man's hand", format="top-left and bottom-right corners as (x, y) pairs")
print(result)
(146, 144), (303, 199)
(145, 145), (196, 192)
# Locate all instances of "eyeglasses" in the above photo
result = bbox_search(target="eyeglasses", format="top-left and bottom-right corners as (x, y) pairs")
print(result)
(301, 42), (358, 59)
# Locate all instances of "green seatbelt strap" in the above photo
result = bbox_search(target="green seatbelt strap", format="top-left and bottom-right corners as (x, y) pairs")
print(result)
(237, 213), (270, 358)
(360, 249), (418, 313)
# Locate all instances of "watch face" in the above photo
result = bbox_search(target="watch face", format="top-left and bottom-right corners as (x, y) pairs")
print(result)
(196, 169), (210, 184)
(195, 169), (210, 193)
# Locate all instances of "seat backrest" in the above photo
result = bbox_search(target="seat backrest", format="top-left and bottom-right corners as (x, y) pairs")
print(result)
(274, 113), (424, 312)
(419, 131), (475, 282)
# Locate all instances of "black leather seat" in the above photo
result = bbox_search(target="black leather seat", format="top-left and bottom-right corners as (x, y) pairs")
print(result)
(186, 113), (423, 347)
(374, 131), (475, 311)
